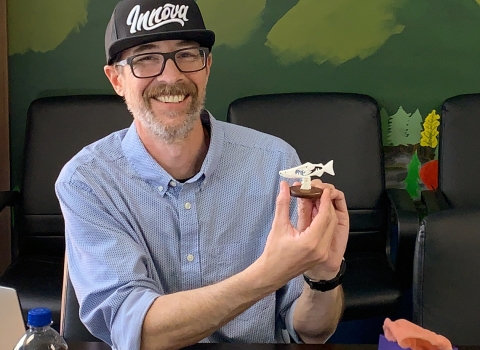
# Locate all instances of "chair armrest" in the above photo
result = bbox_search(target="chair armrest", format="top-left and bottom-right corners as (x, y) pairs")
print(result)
(386, 188), (420, 288)
(420, 189), (451, 214)
(0, 190), (20, 212)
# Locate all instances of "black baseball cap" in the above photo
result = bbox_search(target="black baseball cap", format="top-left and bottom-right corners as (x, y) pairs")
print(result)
(105, 0), (215, 64)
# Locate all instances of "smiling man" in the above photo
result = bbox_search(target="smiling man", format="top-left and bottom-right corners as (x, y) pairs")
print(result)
(55, 0), (349, 349)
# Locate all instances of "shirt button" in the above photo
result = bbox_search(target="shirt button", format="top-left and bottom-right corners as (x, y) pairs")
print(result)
(186, 254), (194, 262)
(158, 186), (163, 191)
(184, 202), (192, 210)
(170, 180), (177, 187)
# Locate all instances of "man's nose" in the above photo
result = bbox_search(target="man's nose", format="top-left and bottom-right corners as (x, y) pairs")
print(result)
(156, 58), (183, 83)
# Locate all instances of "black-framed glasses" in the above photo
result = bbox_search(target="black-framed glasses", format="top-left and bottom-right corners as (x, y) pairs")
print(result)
(116, 47), (209, 79)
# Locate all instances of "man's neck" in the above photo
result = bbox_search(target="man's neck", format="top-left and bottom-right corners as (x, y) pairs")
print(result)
(135, 118), (210, 181)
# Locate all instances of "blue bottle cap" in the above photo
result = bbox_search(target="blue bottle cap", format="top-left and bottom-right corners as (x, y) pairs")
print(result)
(27, 308), (52, 327)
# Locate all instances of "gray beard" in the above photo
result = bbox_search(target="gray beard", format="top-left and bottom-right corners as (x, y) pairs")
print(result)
(136, 105), (197, 144)
(129, 93), (206, 144)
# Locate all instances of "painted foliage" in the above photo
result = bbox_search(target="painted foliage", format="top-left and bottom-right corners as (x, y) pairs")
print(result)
(384, 109), (441, 199)
(6, 0), (480, 194)
(7, 0), (90, 54)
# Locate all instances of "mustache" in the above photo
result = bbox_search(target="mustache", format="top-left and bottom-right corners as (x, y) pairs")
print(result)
(143, 81), (198, 100)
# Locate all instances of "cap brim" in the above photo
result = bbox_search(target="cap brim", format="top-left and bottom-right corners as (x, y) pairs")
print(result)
(108, 29), (215, 64)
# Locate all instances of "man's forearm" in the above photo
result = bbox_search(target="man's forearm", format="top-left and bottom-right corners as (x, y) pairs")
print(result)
(140, 262), (280, 350)
(293, 284), (344, 343)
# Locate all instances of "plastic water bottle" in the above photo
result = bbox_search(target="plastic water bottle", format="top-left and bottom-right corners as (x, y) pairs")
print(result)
(13, 308), (68, 350)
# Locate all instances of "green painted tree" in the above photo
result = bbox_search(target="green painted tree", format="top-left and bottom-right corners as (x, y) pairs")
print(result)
(405, 109), (423, 145)
(380, 108), (392, 146)
(404, 151), (421, 198)
(388, 107), (411, 146)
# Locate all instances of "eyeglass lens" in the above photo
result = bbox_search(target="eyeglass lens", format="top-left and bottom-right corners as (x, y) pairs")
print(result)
(131, 48), (207, 78)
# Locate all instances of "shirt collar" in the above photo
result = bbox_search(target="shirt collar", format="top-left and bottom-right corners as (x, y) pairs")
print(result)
(198, 110), (223, 184)
(121, 111), (224, 188)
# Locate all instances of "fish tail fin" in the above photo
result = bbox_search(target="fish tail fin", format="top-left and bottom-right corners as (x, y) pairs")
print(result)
(323, 160), (335, 176)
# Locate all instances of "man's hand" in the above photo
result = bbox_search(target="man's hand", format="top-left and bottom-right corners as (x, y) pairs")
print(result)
(258, 180), (349, 287)
(289, 179), (349, 343)
(297, 179), (349, 280)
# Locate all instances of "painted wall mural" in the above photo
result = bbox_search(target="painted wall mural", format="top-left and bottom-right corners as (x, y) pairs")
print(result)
(7, 0), (480, 200)
(8, 0), (90, 54)
(266, 0), (404, 65)
(383, 108), (440, 199)
(196, 0), (267, 49)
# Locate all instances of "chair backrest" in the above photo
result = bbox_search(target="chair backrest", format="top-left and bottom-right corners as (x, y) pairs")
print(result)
(439, 94), (480, 208)
(414, 94), (480, 343)
(414, 208), (480, 344)
(17, 95), (132, 258)
(227, 92), (388, 253)
(60, 260), (101, 342)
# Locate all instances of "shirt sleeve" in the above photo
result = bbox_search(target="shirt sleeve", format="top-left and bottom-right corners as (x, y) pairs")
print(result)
(277, 275), (304, 343)
(56, 177), (161, 350)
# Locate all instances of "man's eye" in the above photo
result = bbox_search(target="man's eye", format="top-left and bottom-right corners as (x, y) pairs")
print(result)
(136, 55), (161, 63)
(178, 52), (198, 59)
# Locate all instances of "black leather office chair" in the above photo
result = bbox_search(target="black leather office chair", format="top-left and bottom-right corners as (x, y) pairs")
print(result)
(228, 92), (419, 321)
(414, 94), (480, 344)
(61, 259), (101, 342)
(420, 93), (480, 213)
(0, 95), (132, 331)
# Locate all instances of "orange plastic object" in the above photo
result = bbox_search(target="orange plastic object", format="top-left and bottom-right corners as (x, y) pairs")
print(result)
(383, 318), (452, 350)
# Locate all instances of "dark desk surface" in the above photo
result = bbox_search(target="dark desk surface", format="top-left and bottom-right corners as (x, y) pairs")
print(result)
(68, 344), (377, 350)
(67, 343), (480, 350)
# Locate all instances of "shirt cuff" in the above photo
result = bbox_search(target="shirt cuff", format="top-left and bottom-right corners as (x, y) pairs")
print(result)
(285, 299), (303, 343)
(111, 288), (160, 350)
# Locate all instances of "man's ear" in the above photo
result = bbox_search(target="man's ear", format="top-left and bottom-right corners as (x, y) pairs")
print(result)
(104, 65), (125, 96)
(204, 53), (213, 83)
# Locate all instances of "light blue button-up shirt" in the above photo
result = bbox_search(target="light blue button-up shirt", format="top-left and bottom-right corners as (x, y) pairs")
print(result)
(56, 112), (303, 349)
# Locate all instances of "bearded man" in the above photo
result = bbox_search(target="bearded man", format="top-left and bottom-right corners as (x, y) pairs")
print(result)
(55, 0), (349, 349)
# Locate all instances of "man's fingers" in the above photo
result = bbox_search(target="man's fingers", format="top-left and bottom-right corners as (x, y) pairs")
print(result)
(311, 179), (335, 191)
(311, 180), (347, 215)
(307, 187), (335, 239)
(332, 189), (348, 216)
(272, 181), (292, 229)
(318, 198), (338, 251)
(297, 196), (314, 232)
